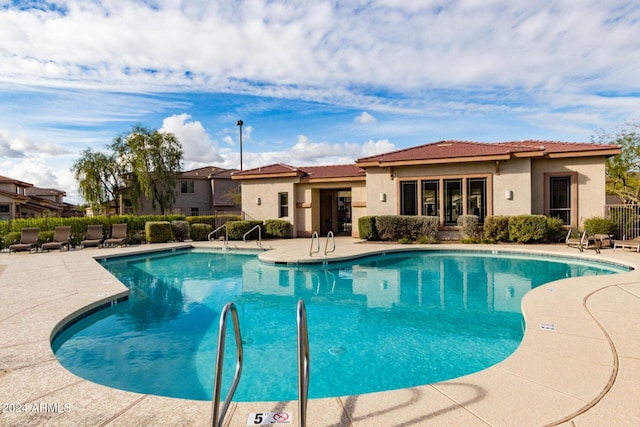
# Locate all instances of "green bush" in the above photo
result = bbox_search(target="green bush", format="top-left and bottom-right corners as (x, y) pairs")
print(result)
(545, 216), (565, 242)
(190, 223), (213, 241)
(39, 230), (55, 245)
(583, 216), (617, 235)
(264, 219), (291, 238)
(358, 216), (379, 240)
(4, 231), (21, 247)
(483, 216), (511, 241)
(508, 215), (547, 243)
(375, 215), (440, 241)
(185, 215), (241, 227)
(171, 220), (190, 241)
(145, 221), (173, 243)
(416, 235), (439, 244)
(457, 215), (481, 239)
(227, 220), (263, 240)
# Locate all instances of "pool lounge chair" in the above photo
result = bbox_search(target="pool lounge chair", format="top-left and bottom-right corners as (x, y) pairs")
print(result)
(9, 227), (40, 254)
(104, 223), (128, 247)
(613, 235), (640, 252)
(81, 225), (104, 248)
(41, 226), (72, 252)
(565, 229), (600, 254)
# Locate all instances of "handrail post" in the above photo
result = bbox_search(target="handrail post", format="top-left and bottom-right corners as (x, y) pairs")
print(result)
(324, 231), (335, 255)
(309, 232), (319, 256)
(297, 300), (310, 427)
(242, 225), (262, 248)
(208, 224), (229, 247)
(211, 302), (243, 427)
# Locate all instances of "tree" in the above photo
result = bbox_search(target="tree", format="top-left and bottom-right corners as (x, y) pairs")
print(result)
(111, 125), (183, 213)
(595, 122), (640, 204)
(72, 125), (183, 214)
(72, 149), (125, 213)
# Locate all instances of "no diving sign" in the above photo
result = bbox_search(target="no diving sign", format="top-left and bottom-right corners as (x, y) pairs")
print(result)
(247, 412), (292, 425)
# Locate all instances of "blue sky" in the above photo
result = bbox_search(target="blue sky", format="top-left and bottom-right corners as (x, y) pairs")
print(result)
(1, 1), (640, 203)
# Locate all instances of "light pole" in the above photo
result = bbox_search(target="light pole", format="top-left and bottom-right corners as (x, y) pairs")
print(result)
(236, 120), (243, 171)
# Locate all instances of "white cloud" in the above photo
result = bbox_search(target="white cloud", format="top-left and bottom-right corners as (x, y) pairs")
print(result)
(355, 112), (376, 124)
(160, 114), (223, 168)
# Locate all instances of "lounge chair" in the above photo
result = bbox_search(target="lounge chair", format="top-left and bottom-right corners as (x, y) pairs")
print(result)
(41, 226), (72, 252)
(613, 235), (640, 252)
(81, 225), (104, 248)
(9, 227), (40, 253)
(104, 223), (128, 247)
(565, 228), (600, 254)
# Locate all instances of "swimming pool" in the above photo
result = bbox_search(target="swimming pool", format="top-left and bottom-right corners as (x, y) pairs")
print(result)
(52, 248), (629, 402)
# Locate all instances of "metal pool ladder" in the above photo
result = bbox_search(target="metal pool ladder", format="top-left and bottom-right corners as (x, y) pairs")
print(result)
(297, 299), (310, 427)
(309, 231), (320, 256)
(324, 231), (335, 255)
(243, 224), (263, 248)
(208, 224), (229, 247)
(210, 302), (243, 427)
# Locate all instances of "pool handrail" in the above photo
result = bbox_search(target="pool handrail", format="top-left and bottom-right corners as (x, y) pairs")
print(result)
(324, 230), (335, 255)
(243, 224), (262, 248)
(211, 302), (243, 427)
(208, 224), (228, 247)
(297, 299), (310, 427)
(309, 231), (320, 256)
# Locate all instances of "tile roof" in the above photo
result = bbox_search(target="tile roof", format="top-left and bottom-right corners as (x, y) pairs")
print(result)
(232, 163), (365, 180)
(356, 140), (620, 165)
(181, 166), (237, 178)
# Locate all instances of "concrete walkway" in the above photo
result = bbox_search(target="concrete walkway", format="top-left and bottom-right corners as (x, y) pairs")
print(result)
(1, 238), (639, 426)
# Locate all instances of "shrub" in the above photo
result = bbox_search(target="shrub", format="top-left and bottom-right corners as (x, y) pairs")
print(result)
(171, 220), (190, 241)
(457, 215), (481, 239)
(373, 216), (440, 241)
(545, 216), (565, 242)
(583, 216), (617, 235)
(4, 231), (21, 247)
(419, 216), (440, 238)
(264, 219), (291, 238)
(226, 220), (263, 240)
(145, 221), (173, 243)
(185, 215), (241, 227)
(483, 216), (510, 241)
(416, 235), (439, 244)
(358, 216), (379, 240)
(190, 223), (213, 241)
(509, 215), (547, 243)
(39, 230), (55, 245)
(398, 237), (413, 244)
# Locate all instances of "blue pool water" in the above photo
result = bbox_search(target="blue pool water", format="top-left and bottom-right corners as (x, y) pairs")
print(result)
(52, 249), (629, 402)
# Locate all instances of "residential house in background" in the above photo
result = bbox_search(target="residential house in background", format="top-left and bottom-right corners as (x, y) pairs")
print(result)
(233, 140), (621, 238)
(121, 166), (241, 216)
(0, 175), (80, 221)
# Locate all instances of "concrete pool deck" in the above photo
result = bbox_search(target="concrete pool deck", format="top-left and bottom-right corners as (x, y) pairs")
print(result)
(0, 237), (639, 426)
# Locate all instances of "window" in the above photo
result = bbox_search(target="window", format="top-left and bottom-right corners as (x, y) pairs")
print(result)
(467, 178), (486, 222)
(279, 192), (289, 218)
(400, 181), (418, 215)
(444, 179), (462, 225)
(422, 180), (439, 217)
(549, 176), (571, 224)
(0, 204), (9, 222)
(191, 207), (199, 216)
(180, 180), (195, 194)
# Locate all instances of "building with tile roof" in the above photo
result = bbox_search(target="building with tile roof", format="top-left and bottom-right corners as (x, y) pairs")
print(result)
(0, 175), (81, 220)
(232, 140), (621, 238)
(120, 166), (241, 216)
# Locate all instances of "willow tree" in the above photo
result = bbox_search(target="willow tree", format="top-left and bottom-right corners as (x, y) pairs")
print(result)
(111, 125), (183, 213)
(72, 149), (125, 213)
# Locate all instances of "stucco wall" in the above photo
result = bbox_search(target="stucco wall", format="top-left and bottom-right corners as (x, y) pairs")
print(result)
(531, 157), (606, 225)
(240, 179), (297, 231)
(364, 168), (396, 216)
(493, 158), (532, 216)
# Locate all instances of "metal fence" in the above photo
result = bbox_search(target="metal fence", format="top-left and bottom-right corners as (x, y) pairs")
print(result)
(605, 204), (640, 239)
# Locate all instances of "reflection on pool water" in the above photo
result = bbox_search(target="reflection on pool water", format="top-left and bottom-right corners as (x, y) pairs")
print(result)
(52, 249), (629, 402)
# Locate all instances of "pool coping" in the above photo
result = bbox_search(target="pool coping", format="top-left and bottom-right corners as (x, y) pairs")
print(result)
(1, 238), (639, 426)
